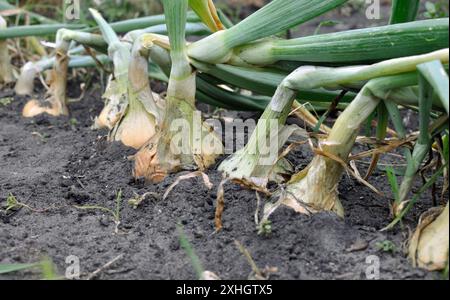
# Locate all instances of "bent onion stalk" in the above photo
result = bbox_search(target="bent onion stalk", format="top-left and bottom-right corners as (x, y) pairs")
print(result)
(219, 50), (449, 189)
(133, 0), (222, 182)
(0, 16), (14, 85)
(229, 18), (449, 67)
(187, 0), (347, 64)
(409, 203), (449, 271)
(123, 22), (209, 44)
(218, 83), (307, 187)
(220, 50), (449, 214)
(15, 46), (108, 95)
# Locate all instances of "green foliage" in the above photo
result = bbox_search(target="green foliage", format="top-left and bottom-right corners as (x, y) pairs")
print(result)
(0, 263), (38, 274)
(177, 225), (204, 279)
(376, 240), (397, 253)
(0, 97), (12, 106)
(1, 0), (162, 25)
(443, 262), (449, 279)
(5, 193), (20, 211)
(314, 20), (341, 35)
(0, 257), (58, 279)
(424, 1), (449, 19)
(74, 189), (123, 233)
(443, 131), (449, 165)
(258, 220), (272, 236)
(385, 167), (400, 203)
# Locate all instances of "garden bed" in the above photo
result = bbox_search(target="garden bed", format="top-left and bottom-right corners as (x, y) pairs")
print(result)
(0, 82), (444, 280)
(1, 0), (448, 281)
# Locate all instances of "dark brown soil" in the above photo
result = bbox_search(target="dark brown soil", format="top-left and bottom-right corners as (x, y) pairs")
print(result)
(0, 80), (446, 280)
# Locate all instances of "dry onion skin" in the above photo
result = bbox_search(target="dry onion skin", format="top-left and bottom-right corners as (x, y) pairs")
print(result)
(87, 9), (165, 150)
(108, 37), (164, 149)
(409, 203), (449, 271)
(22, 49), (69, 118)
(15, 61), (41, 96)
(22, 29), (74, 118)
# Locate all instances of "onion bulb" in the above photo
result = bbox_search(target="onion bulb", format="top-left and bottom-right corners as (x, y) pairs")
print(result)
(409, 203), (449, 271)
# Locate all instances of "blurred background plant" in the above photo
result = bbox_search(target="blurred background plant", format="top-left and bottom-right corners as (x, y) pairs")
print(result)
(3, 0), (448, 27)
(0, 257), (59, 279)
(3, 0), (163, 24)
(424, 0), (449, 19)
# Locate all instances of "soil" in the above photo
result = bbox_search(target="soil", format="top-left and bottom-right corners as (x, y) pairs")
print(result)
(0, 79), (446, 280)
(0, 0), (448, 281)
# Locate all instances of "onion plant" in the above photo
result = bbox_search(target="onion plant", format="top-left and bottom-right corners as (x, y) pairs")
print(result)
(86, 8), (164, 150)
(21, 29), (106, 117)
(106, 32), (164, 149)
(89, 7), (217, 150)
(15, 45), (107, 95)
(133, 0), (223, 182)
(220, 50), (449, 187)
(284, 50), (447, 215)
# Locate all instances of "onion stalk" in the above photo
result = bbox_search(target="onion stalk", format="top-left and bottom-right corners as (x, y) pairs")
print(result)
(229, 18), (449, 67)
(133, 0), (222, 182)
(0, 23), (86, 40)
(0, 16), (14, 85)
(389, 0), (420, 24)
(187, 0), (348, 64)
